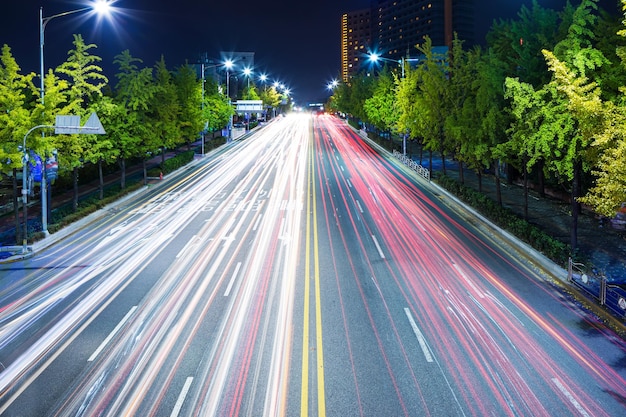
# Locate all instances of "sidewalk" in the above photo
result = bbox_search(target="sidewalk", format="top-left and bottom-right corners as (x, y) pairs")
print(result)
(0, 148), (192, 260)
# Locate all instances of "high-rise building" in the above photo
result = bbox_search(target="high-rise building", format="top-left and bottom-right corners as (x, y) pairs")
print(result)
(341, 0), (475, 81)
(341, 8), (372, 84)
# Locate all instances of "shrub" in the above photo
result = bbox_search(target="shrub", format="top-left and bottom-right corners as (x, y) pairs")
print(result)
(435, 173), (571, 266)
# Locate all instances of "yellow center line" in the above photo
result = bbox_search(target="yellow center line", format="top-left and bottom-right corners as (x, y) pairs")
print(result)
(301, 127), (326, 416)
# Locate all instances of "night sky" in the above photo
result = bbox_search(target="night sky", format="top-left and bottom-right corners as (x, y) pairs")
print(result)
(0, 1), (621, 104)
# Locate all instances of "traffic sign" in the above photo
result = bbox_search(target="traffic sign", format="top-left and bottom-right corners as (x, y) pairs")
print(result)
(55, 112), (106, 135)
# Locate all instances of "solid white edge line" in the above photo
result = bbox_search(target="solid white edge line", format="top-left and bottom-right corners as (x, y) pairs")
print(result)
(552, 378), (591, 417)
(170, 376), (194, 417)
(224, 262), (242, 297)
(371, 235), (385, 259)
(404, 308), (434, 363)
(356, 200), (364, 213)
(88, 306), (137, 362)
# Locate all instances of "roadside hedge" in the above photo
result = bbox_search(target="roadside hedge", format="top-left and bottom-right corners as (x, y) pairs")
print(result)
(435, 173), (570, 266)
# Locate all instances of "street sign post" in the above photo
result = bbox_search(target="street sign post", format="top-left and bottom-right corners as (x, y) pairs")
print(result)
(21, 112), (106, 253)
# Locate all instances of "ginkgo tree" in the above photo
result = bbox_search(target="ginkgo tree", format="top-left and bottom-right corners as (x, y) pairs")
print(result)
(0, 44), (36, 241)
(55, 34), (109, 211)
(579, 0), (626, 217)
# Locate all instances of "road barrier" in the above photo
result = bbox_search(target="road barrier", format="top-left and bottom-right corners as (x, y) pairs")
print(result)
(568, 257), (626, 320)
(393, 150), (430, 181)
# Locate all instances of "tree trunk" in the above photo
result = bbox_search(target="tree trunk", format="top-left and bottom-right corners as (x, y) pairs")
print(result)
(161, 147), (166, 166)
(571, 159), (582, 252)
(459, 160), (464, 184)
(523, 157), (529, 220)
(419, 142), (423, 165)
(143, 158), (148, 186)
(428, 150), (433, 178)
(441, 151), (446, 176)
(120, 157), (126, 190)
(12, 170), (20, 244)
(477, 171), (483, 193)
(73, 167), (79, 212)
(494, 160), (502, 207)
(538, 159), (545, 198)
(98, 159), (104, 200)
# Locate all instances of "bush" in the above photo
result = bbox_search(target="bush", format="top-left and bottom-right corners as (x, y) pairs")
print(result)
(161, 150), (195, 174)
(435, 173), (571, 266)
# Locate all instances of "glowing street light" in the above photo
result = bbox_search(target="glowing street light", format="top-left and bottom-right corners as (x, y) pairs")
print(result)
(327, 79), (338, 90)
(243, 67), (252, 90)
(37, 0), (115, 236)
(367, 52), (407, 78)
(40, 1), (114, 105)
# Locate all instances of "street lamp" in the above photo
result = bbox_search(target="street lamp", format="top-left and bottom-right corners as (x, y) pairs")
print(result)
(37, 0), (113, 236)
(224, 59), (234, 140)
(199, 59), (225, 155)
(368, 52), (421, 156)
(258, 74), (268, 120)
(367, 52), (408, 78)
(243, 67), (252, 91)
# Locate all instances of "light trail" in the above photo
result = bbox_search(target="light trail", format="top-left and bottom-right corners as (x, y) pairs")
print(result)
(1, 114), (625, 416)
(312, 114), (626, 416)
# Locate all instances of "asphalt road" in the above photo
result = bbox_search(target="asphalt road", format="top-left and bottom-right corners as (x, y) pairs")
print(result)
(0, 114), (625, 416)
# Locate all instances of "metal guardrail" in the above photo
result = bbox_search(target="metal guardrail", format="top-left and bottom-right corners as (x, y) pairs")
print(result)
(568, 257), (626, 320)
(393, 150), (430, 181)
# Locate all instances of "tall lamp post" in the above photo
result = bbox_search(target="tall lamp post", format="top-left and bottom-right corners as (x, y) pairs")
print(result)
(37, 0), (112, 236)
(243, 67), (252, 91)
(200, 60), (224, 155)
(242, 67), (253, 128)
(224, 59), (234, 140)
(259, 74), (268, 120)
(367, 52), (420, 156)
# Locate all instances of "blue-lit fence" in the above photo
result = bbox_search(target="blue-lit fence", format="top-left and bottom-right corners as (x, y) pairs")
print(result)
(393, 150), (430, 181)
(568, 258), (626, 320)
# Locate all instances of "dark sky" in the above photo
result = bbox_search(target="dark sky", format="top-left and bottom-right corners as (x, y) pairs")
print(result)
(0, 1), (620, 104)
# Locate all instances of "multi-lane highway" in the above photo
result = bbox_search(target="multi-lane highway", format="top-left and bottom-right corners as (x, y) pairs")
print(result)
(1, 113), (625, 416)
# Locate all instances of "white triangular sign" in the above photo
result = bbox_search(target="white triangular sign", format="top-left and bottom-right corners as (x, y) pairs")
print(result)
(83, 112), (106, 134)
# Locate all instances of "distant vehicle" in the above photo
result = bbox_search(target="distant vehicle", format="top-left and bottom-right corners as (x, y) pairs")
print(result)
(233, 123), (245, 129)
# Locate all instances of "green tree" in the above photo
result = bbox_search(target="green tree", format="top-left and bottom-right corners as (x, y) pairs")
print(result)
(413, 38), (450, 175)
(333, 73), (374, 124)
(364, 65), (397, 133)
(0, 44), (36, 242)
(242, 84), (260, 100)
(487, 0), (567, 87)
(56, 34), (108, 211)
(259, 84), (281, 114)
(578, 0), (626, 216)
(174, 64), (203, 148)
(88, 95), (119, 199)
(113, 50), (156, 186)
(152, 56), (181, 166)
(521, 0), (607, 251)
(200, 75), (233, 136)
